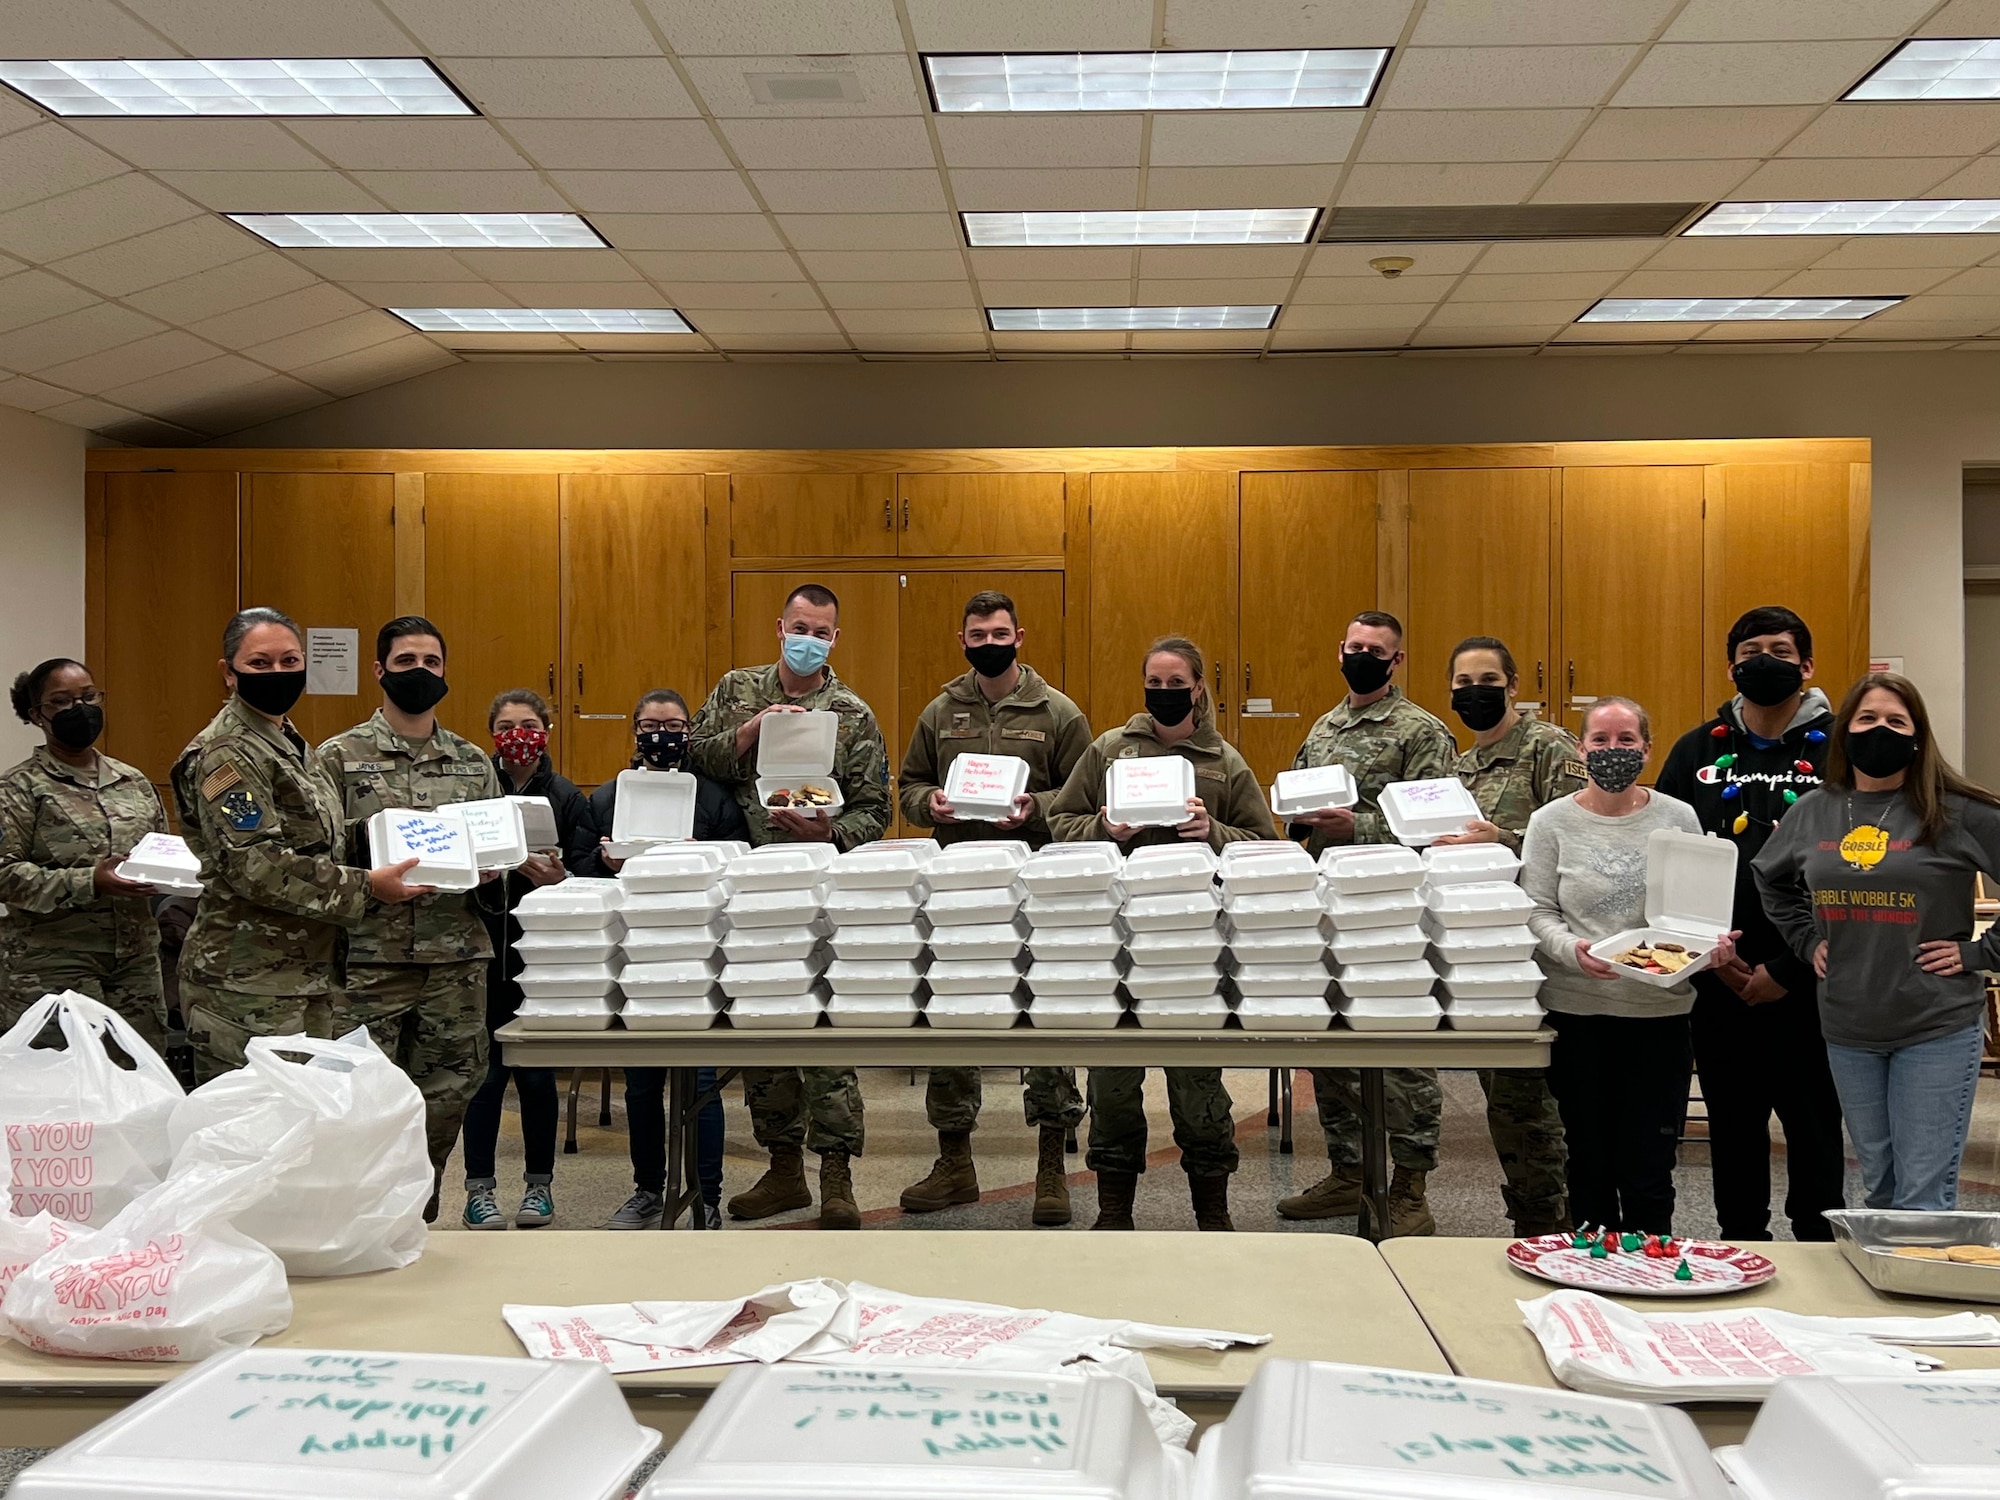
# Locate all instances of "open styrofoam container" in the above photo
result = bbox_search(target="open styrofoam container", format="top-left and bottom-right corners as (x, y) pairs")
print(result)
(1194, 1359), (1726, 1500)
(1380, 777), (1484, 846)
(1133, 994), (1232, 1029)
(824, 885), (925, 927)
(1218, 846), (1317, 895)
(828, 844), (931, 890)
(926, 841), (1031, 890)
(829, 923), (928, 962)
(727, 844), (837, 891)
(1026, 993), (1127, 1029)
(114, 831), (202, 892)
(516, 928), (622, 965)
(1422, 842), (1522, 887)
(1121, 843), (1220, 895)
(620, 844), (730, 893)
(725, 882), (828, 930)
(1436, 961), (1543, 1001)
(928, 919), (1029, 961)
(621, 923), (721, 965)
(1105, 756), (1198, 828)
(1028, 923), (1126, 962)
(923, 991), (1025, 1029)
(722, 924), (824, 964)
(825, 994), (921, 1028)
(719, 959), (825, 1000)
(1269, 763), (1358, 818)
(1336, 959), (1437, 999)
(1327, 924), (1427, 966)
(1424, 920), (1536, 965)
(1232, 962), (1332, 999)
(1028, 960), (1126, 998)
(1424, 880), (1535, 927)
(1713, 1372), (2000, 1500)
(619, 958), (722, 1001)
(12, 1348), (661, 1500)
(511, 793), (561, 850)
(727, 988), (827, 1030)
(1226, 923), (1327, 964)
(1124, 964), (1223, 1002)
(1321, 887), (1425, 931)
(516, 963), (622, 1001)
(1025, 889), (1125, 927)
(1021, 843), (1123, 896)
(927, 957), (1028, 995)
(924, 883), (1025, 927)
(454, 796), (530, 871)
(825, 959), (925, 997)
(942, 752), (1032, 822)
(1123, 889), (1222, 933)
(1586, 828), (1739, 986)
(607, 769), (697, 857)
(514, 879), (623, 930)
(1339, 994), (1442, 1030)
(1234, 995), (1333, 1032)
(367, 807), (479, 892)
(516, 996), (621, 1029)
(1318, 845), (1424, 895)
(1126, 926), (1227, 967)
(1444, 1000), (1544, 1032)
(624, 884), (730, 928)
(753, 709), (845, 818)
(622, 994), (725, 1031)
(1223, 888), (1322, 931)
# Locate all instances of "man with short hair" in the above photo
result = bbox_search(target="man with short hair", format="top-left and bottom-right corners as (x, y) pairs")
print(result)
(1280, 610), (1458, 1236)
(897, 589), (1095, 1225)
(319, 616), (502, 1221)
(1657, 605), (1844, 1241)
(688, 583), (891, 1230)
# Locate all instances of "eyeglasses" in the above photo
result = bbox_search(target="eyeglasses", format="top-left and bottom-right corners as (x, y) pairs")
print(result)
(41, 689), (104, 714)
(636, 720), (688, 734)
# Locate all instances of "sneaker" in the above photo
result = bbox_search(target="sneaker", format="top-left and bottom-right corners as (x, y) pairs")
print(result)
(606, 1190), (665, 1231)
(704, 1200), (723, 1231)
(462, 1187), (507, 1231)
(516, 1183), (555, 1228)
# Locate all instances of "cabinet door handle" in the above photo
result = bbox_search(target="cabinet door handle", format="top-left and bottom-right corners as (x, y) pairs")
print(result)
(883, 497), (893, 530)
(1536, 660), (1544, 692)
(902, 498), (911, 530)
(546, 663), (555, 694)
(1244, 661), (1253, 693)
(577, 664), (584, 698)
(1215, 659), (1226, 716)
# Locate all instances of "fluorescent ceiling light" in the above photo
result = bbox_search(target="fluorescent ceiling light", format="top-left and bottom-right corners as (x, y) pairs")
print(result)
(1847, 38), (2000, 100)
(987, 305), (1277, 330)
(964, 208), (1318, 246)
(392, 307), (695, 333)
(925, 50), (1387, 112)
(1580, 296), (1901, 322)
(1687, 199), (2000, 235)
(0, 57), (469, 116)
(229, 213), (605, 249)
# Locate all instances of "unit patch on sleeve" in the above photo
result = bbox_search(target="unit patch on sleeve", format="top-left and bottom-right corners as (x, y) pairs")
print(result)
(220, 787), (264, 832)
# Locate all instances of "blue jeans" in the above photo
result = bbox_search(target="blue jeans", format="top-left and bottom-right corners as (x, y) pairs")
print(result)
(625, 1067), (724, 1204)
(1824, 1024), (1984, 1211)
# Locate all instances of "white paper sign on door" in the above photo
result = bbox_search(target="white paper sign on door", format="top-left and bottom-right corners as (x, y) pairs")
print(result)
(306, 627), (359, 695)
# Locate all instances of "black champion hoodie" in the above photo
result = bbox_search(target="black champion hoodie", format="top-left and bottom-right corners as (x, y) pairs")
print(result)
(1656, 687), (1834, 995)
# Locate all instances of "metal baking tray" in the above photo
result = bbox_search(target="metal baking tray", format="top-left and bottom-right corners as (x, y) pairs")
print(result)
(1826, 1208), (2000, 1304)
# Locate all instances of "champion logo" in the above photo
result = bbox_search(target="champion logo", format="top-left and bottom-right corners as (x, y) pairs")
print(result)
(1698, 766), (1817, 789)
(1696, 765), (1721, 785)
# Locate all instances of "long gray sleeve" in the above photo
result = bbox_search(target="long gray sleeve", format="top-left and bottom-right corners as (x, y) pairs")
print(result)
(1751, 801), (1821, 967)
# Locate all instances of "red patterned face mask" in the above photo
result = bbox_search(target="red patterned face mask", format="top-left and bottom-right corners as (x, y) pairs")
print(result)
(494, 726), (548, 766)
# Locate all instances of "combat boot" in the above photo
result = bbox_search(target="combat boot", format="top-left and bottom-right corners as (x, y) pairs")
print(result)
(1091, 1169), (1138, 1230)
(1189, 1173), (1233, 1232)
(818, 1150), (861, 1230)
(1388, 1167), (1438, 1238)
(899, 1130), (979, 1213)
(1276, 1165), (1362, 1220)
(1032, 1126), (1072, 1226)
(727, 1147), (811, 1221)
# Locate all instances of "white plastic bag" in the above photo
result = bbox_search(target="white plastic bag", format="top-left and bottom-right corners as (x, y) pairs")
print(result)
(2, 1108), (306, 1362)
(0, 1212), (69, 1302)
(168, 1028), (429, 1277)
(0, 991), (184, 1227)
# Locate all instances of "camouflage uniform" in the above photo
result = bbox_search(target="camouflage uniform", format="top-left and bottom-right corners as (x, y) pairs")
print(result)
(1051, 713), (1279, 1177)
(1456, 711), (1586, 1234)
(172, 696), (373, 1082)
(689, 663), (892, 1158)
(317, 709), (500, 1175)
(0, 748), (168, 1047)
(1291, 686), (1458, 1174)
(900, 665), (1092, 1133)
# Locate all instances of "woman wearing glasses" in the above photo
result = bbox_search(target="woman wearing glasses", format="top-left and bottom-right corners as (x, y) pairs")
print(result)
(0, 658), (171, 1044)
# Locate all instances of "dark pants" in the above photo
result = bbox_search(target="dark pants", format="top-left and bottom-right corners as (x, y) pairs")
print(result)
(627, 1067), (724, 1203)
(1691, 979), (1846, 1241)
(461, 1052), (559, 1181)
(1546, 1009), (1692, 1234)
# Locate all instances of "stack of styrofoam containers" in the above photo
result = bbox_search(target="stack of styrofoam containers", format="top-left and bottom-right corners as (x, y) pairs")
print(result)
(921, 842), (1029, 1028)
(512, 878), (626, 1029)
(823, 841), (935, 1027)
(1221, 843), (1330, 1032)
(615, 845), (731, 1030)
(1120, 844), (1228, 1029)
(1421, 844), (1543, 1032)
(1020, 843), (1127, 1029)
(718, 845), (835, 1029)
(1319, 846), (1435, 1030)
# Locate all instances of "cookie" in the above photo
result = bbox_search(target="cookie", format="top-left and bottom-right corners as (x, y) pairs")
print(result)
(1892, 1246), (1953, 1261)
(1945, 1245), (2000, 1265)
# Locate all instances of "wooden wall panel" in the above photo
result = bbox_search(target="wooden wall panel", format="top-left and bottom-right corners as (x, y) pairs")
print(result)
(898, 571), (1067, 761)
(731, 474), (895, 558)
(897, 473), (1065, 556)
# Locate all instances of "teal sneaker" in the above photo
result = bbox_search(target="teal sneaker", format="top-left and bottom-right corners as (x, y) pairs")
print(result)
(516, 1183), (555, 1228)
(462, 1187), (507, 1231)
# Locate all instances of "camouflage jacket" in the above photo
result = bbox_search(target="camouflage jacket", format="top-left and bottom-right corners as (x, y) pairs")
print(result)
(687, 664), (891, 851)
(1291, 685), (1459, 853)
(899, 665), (1093, 849)
(171, 695), (371, 997)
(1047, 715), (1281, 851)
(1453, 711), (1587, 854)
(316, 710), (501, 966)
(0, 747), (167, 964)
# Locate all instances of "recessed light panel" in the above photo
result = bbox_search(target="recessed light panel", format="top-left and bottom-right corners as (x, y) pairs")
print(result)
(1687, 200), (2000, 235)
(1847, 38), (2000, 100)
(0, 58), (470, 116)
(230, 213), (605, 249)
(964, 209), (1319, 246)
(392, 308), (695, 333)
(1580, 297), (1901, 322)
(925, 50), (1387, 112)
(987, 305), (1278, 330)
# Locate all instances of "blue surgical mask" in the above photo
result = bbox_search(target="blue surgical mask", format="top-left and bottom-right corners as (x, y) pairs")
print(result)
(781, 633), (832, 676)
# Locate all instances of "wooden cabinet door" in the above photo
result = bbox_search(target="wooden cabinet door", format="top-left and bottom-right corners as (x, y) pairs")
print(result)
(561, 474), (706, 786)
(1407, 468), (1553, 746)
(423, 474), (561, 757)
(898, 569), (1067, 760)
(100, 472), (239, 793)
(1237, 471), (1377, 786)
(1088, 472), (1237, 734)
(898, 473), (1066, 557)
(730, 474), (896, 558)
(240, 472), (396, 752)
(729, 571), (902, 784)
(1561, 466), (1705, 778)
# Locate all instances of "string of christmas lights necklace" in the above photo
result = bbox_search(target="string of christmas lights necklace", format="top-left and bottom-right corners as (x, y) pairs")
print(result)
(1707, 721), (1826, 834)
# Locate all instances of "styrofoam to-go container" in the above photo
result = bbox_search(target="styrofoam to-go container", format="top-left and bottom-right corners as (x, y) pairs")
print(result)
(824, 959), (925, 997)
(1026, 923), (1126, 962)
(724, 882), (829, 930)
(10, 1347), (662, 1500)
(1217, 845), (1317, 895)
(453, 796), (530, 871)
(718, 959), (825, 1000)
(511, 792), (561, 851)
(924, 882), (1025, 927)
(1124, 964), (1224, 1002)
(620, 922), (722, 965)
(1380, 776), (1484, 847)
(1234, 995), (1334, 1033)
(727, 988), (827, 1030)
(825, 994), (921, 1028)
(515, 962), (622, 1001)
(721, 924), (824, 964)
(828, 922), (929, 963)
(1125, 925), (1227, 967)
(1132, 993), (1232, 1029)
(366, 806), (480, 892)
(1585, 827), (1740, 987)
(1120, 843), (1220, 896)
(1336, 959), (1437, 999)
(1326, 923), (1427, 966)
(623, 884), (730, 929)
(622, 994), (726, 1031)
(606, 769), (697, 857)
(1024, 888), (1125, 927)
(1027, 959), (1126, 998)
(1422, 841), (1523, 887)
(1421, 880), (1534, 928)
(1020, 843), (1123, 897)
(1269, 762), (1357, 818)
(1222, 888), (1322, 931)
(619, 844), (731, 893)
(752, 710), (845, 818)
(618, 958), (721, 1001)
(515, 996), (621, 1029)
(927, 919), (1029, 961)
(1105, 755), (1198, 828)
(515, 928), (622, 965)
(1422, 919), (1536, 965)
(1025, 993), (1128, 1029)
(113, 831), (202, 892)
(828, 844), (932, 890)
(1436, 960), (1543, 1002)
(1122, 888), (1223, 933)
(1225, 922), (1327, 965)
(824, 885), (925, 927)
(1714, 1372), (2000, 1500)
(1321, 887), (1425, 931)
(941, 752), (1031, 822)
(926, 840), (1031, 890)
(922, 990), (1026, 1029)
(1338, 994), (1442, 1031)
(514, 878), (624, 931)
(926, 958), (1028, 995)
(1231, 962), (1332, 999)
(1318, 844), (1424, 895)
(726, 843), (837, 891)
(1443, 999), (1545, 1032)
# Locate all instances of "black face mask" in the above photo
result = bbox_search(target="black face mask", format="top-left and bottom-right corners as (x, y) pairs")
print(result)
(1586, 747), (1647, 794)
(964, 641), (1017, 680)
(1450, 684), (1509, 732)
(1146, 686), (1196, 727)
(1340, 650), (1394, 696)
(636, 729), (688, 770)
(1845, 725), (1919, 779)
(47, 702), (103, 751)
(235, 669), (307, 717)
(1732, 653), (1804, 709)
(380, 666), (450, 715)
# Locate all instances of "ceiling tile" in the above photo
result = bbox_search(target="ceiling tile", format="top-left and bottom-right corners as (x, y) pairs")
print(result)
(126, 253), (320, 323)
(566, 333), (714, 352)
(951, 168), (1138, 210)
(1639, 235), (1840, 269)
(799, 248), (966, 280)
(1923, 157), (2000, 197)
(1309, 240), (1485, 274)
(1531, 158), (1757, 202)
(287, 248), (474, 280)
(1412, 323), (1562, 344)
(0, 174), (204, 262)
(989, 331), (1129, 351)
(102, 353), (281, 410)
(678, 55), (923, 119)
(1129, 329), (1268, 349)
(1921, 0), (2000, 34)
(1730, 157), (1962, 199)
(289, 335), (457, 396)
(967, 247), (1132, 279)
(1339, 161), (1543, 205)
(155, 170), (381, 212)
(158, 373), (329, 434)
(0, 373), (81, 412)
(647, 0), (906, 54)
(351, 171), (570, 212)
(244, 309), (408, 369)
(837, 308), (984, 333)
(1451, 270), (1624, 300)
(1137, 245), (1309, 278)
(709, 333), (853, 351)
(0, 91), (39, 139)
(625, 248), (801, 278)
(1815, 235), (2000, 268)
(1663, 0), (1931, 40)
(1359, 109), (1584, 163)
(978, 277), (1134, 304)
(753, 168), (947, 213)
(1270, 329), (1407, 348)
(426, 332), (570, 351)
(37, 328), (220, 394)
(665, 281), (823, 309)
(852, 335), (989, 352)
(0, 271), (98, 334)
(382, 0), (662, 55)
(776, 213), (958, 249)
(1148, 164), (1342, 207)
(1782, 104), (2000, 159)
(285, 121), (534, 172)
(1929, 266), (2000, 294)
(1281, 303), (1429, 329)
(817, 280), (975, 307)
(444, 58), (700, 118)
(452, 248), (641, 279)
(1472, 239), (1661, 271)
(1134, 276), (1293, 302)
(1147, 113), (1363, 168)
(69, 120), (325, 172)
(936, 116), (1142, 170)
(1425, 297), (1590, 326)
(332, 280), (500, 305)
(1384, 46), (1639, 109)
(38, 396), (147, 430)
(594, 213), (783, 249)
(1613, 41), (1891, 106)
(0, 0), (168, 52)
(0, 127), (127, 215)
(1568, 106), (1818, 160)
(501, 120), (728, 171)
(1766, 268), (1957, 296)
(721, 117), (936, 170)
(187, 283), (370, 346)
(686, 308), (841, 333)
(549, 170), (760, 212)
(0, 303), (164, 372)
(1609, 268), (1792, 296)
(1870, 294), (2000, 321)
(903, 0), (1153, 50)
(1292, 273), (1458, 303)
(1162, 0), (1414, 47)
(487, 281), (673, 307)
(121, 0), (415, 53)
(1412, 0), (1674, 43)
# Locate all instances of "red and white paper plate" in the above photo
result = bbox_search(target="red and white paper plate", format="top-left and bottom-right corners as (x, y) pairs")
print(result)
(1505, 1234), (1777, 1297)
